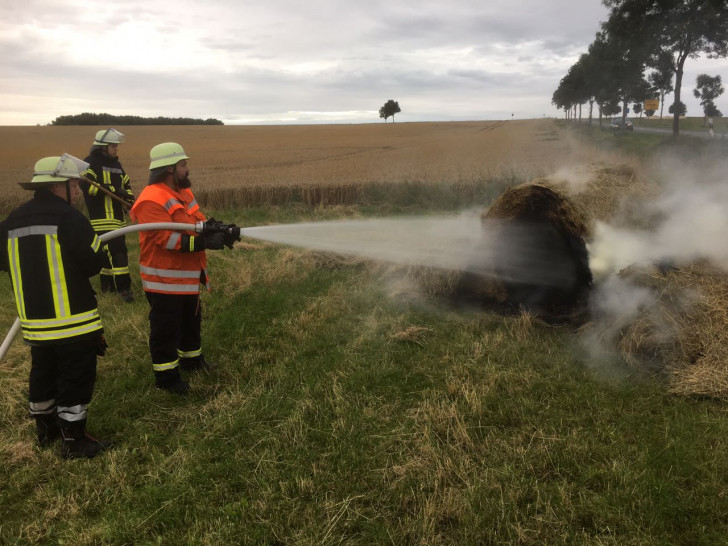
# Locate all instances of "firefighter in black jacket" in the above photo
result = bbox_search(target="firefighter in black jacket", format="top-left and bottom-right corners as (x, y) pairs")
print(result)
(0, 155), (112, 459)
(81, 128), (135, 302)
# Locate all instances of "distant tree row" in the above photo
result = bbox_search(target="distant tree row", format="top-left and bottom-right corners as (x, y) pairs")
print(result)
(50, 112), (224, 126)
(552, 0), (728, 136)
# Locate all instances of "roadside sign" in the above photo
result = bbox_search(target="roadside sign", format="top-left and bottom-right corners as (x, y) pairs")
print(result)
(644, 99), (659, 110)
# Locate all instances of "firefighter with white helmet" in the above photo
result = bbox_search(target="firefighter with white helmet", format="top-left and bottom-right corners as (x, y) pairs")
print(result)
(0, 155), (112, 458)
(130, 142), (235, 395)
(81, 128), (136, 302)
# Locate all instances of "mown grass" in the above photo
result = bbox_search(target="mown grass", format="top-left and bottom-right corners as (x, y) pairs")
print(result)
(2, 187), (728, 544)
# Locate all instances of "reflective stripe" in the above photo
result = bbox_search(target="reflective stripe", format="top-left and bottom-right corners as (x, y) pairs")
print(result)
(57, 404), (88, 422)
(29, 399), (56, 415)
(162, 198), (184, 212)
(178, 348), (202, 358)
(8, 238), (26, 318)
(140, 265), (201, 279)
(22, 320), (103, 342)
(103, 167), (123, 175)
(153, 359), (179, 372)
(8, 225), (58, 238)
(166, 232), (181, 250)
(91, 234), (101, 253)
(142, 280), (199, 293)
(21, 309), (100, 328)
(46, 234), (69, 317)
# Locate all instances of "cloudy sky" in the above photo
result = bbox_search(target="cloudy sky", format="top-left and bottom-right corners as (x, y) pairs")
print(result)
(2, 0), (727, 126)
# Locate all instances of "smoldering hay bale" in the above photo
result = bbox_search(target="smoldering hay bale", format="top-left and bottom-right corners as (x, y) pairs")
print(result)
(611, 261), (728, 398)
(452, 183), (593, 324)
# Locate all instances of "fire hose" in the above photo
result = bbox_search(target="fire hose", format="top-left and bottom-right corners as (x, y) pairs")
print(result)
(0, 220), (241, 362)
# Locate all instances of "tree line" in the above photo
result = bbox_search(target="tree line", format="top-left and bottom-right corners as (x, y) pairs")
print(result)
(552, 0), (728, 136)
(51, 113), (224, 126)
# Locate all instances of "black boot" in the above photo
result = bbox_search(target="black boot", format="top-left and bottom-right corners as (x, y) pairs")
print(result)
(60, 427), (112, 459)
(180, 354), (218, 373)
(155, 369), (190, 395)
(35, 415), (61, 448)
(119, 289), (134, 303)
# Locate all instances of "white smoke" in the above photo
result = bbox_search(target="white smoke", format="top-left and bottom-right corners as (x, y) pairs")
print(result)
(588, 180), (728, 279)
(582, 154), (728, 373)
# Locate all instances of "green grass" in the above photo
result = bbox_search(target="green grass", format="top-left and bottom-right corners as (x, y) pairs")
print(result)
(2, 195), (728, 543)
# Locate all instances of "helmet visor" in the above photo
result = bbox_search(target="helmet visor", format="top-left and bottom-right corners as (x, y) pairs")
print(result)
(94, 128), (125, 145)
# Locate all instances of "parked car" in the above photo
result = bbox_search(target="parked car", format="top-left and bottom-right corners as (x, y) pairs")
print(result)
(610, 117), (634, 131)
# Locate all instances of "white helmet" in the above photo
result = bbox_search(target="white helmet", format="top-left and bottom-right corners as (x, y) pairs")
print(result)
(93, 128), (125, 146)
(149, 142), (190, 170)
(19, 154), (89, 190)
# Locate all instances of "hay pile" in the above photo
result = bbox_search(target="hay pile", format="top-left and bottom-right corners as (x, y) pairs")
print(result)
(613, 261), (728, 398)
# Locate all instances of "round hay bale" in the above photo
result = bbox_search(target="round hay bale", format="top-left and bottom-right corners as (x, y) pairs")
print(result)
(454, 184), (592, 324)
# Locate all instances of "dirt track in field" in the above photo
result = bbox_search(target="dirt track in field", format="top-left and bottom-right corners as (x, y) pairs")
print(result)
(0, 120), (619, 211)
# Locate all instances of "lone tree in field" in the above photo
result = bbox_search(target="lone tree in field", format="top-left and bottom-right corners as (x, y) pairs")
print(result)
(379, 100), (401, 122)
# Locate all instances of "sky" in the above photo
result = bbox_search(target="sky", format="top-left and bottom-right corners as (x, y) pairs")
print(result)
(2, 0), (728, 126)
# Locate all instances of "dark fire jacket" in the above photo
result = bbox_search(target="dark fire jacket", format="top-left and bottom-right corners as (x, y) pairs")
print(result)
(0, 191), (107, 345)
(82, 149), (134, 232)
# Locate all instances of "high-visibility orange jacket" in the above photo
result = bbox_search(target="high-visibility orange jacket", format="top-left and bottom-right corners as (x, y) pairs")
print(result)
(130, 183), (209, 295)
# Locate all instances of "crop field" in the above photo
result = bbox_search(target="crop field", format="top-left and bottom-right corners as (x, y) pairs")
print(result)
(0, 120), (614, 212)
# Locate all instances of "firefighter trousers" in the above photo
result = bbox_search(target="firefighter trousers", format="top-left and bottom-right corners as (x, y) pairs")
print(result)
(98, 232), (131, 293)
(28, 337), (98, 431)
(145, 292), (202, 373)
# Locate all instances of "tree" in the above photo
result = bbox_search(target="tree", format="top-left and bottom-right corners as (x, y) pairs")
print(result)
(379, 100), (401, 122)
(668, 101), (687, 116)
(603, 0), (728, 136)
(693, 73), (724, 121)
(647, 51), (674, 120)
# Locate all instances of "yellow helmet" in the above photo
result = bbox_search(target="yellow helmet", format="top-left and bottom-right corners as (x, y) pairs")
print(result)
(19, 154), (89, 190)
(149, 142), (190, 170)
(93, 128), (125, 146)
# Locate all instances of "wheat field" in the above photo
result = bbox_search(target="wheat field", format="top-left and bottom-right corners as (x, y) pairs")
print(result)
(0, 120), (610, 211)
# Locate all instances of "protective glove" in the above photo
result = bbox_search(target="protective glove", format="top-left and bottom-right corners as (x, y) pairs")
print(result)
(222, 224), (241, 249)
(96, 334), (109, 357)
(203, 231), (226, 250)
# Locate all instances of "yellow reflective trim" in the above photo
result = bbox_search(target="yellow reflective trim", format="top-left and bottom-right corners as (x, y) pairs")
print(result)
(46, 234), (70, 317)
(91, 235), (101, 253)
(178, 348), (202, 358)
(21, 319), (103, 341)
(8, 238), (26, 318)
(153, 359), (179, 372)
(21, 309), (100, 327)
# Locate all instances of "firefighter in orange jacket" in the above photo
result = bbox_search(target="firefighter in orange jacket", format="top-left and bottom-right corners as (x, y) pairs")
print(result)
(130, 143), (228, 395)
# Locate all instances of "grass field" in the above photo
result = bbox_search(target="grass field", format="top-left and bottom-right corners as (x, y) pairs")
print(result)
(1, 121), (728, 544)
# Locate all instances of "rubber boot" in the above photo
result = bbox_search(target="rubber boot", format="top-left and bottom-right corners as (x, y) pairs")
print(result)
(180, 354), (218, 373)
(35, 415), (61, 448)
(155, 369), (190, 395)
(60, 427), (112, 459)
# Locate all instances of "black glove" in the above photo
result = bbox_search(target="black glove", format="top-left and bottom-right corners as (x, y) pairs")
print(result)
(222, 225), (241, 249)
(96, 334), (109, 357)
(203, 231), (226, 250)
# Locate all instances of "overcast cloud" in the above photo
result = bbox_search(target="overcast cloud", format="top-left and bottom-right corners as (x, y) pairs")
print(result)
(2, 0), (727, 125)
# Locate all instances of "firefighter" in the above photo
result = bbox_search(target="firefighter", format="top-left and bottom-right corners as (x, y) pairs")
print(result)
(0, 155), (112, 459)
(81, 128), (135, 302)
(130, 143), (228, 395)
